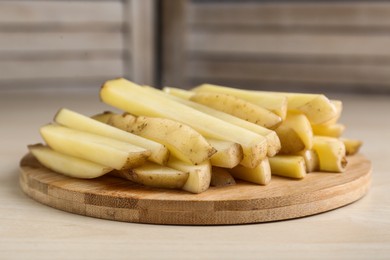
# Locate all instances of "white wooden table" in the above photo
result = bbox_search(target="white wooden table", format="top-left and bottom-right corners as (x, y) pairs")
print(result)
(1, 89), (389, 259)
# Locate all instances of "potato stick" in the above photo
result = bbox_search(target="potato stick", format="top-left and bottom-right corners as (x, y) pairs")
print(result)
(188, 84), (288, 119)
(313, 136), (347, 173)
(294, 150), (319, 173)
(159, 90), (280, 157)
(192, 84), (337, 125)
(276, 111), (313, 154)
(90, 111), (114, 124)
(29, 144), (112, 179)
(55, 108), (169, 165)
(167, 157), (211, 194)
(207, 138), (243, 168)
(312, 123), (345, 138)
(341, 138), (363, 156)
(210, 167), (236, 187)
(108, 113), (216, 165)
(269, 155), (306, 179)
(229, 158), (271, 185)
(319, 100), (343, 125)
(113, 161), (189, 189)
(163, 87), (193, 100)
(40, 124), (150, 170)
(100, 78), (267, 168)
(190, 92), (282, 129)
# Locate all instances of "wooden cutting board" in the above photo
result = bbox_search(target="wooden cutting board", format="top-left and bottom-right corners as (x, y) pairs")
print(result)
(19, 153), (371, 225)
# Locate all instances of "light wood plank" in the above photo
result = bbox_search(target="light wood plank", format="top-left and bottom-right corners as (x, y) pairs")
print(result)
(0, 32), (123, 51)
(0, 59), (123, 81)
(189, 2), (390, 27)
(188, 31), (390, 57)
(0, 1), (123, 24)
(160, 0), (188, 87)
(187, 59), (390, 87)
(130, 0), (157, 86)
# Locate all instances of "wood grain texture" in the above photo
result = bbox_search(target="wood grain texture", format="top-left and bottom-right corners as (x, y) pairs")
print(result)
(184, 1), (390, 93)
(0, 0), (126, 91)
(19, 153), (371, 225)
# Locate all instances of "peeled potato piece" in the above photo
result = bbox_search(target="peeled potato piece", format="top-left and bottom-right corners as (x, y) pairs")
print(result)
(269, 155), (306, 179)
(113, 161), (189, 189)
(229, 158), (271, 185)
(40, 124), (150, 170)
(28, 144), (112, 179)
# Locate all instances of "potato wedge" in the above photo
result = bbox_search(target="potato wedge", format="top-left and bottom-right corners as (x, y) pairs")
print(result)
(207, 138), (243, 168)
(167, 157), (211, 194)
(55, 108), (169, 165)
(229, 158), (271, 185)
(276, 112), (313, 154)
(312, 123), (345, 138)
(100, 78), (267, 168)
(108, 113), (216, 165)
(313, 136), (347, 173)
(40, 124), (150, 170)
(189, 84), (288, 119)
(112, 162), (189, 189)
(269, 155), (306, 179)
(341, 138), (363, 156)
(28, 144), (112, 178)
(158, 92), (280, 157)
(190, 92), (282, 129)
(210, 167), (236, 187)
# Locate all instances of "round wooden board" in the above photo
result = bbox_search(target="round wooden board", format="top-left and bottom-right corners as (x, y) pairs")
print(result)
(19, 153), (371, 225)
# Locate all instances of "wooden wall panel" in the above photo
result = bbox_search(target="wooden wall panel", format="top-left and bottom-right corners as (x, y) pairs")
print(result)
(185, 1), (390, 93)
(189, 3), (390, 27)
(0, 0), (126, 91)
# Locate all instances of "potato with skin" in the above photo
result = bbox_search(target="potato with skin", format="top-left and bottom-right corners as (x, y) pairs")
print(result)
(210, 167), (236, 187)
(167, 157), (211, 194)
(156, 91), (280, 157)
(276, 112), (313, 154)
(91, 111), (114, 124)
(108, 113), (216, 165)
(40, 124), (150, 170)
(275, 124), (305, 154)
(55, 108), (169, 165)
(29, 144), (112, 179)
(191, 84), (337, 124)
(112, 162), (189, 189)
(319, 100), (343, 125)
(312, 123), (345, 138)
(269, 155), (306, 179)
(163, 87), (193, 100)
(188, 84), (288, 119)
(100, 78), (268, 168)
(287, 94), (337, 125)
(341, 138), (363, 155)
(190, 92), (282, 129)
(207, 138), (243, 168)
(229, 158), (271, 185)
(313, 136), (347, 173)
(294, 149), (319, 173)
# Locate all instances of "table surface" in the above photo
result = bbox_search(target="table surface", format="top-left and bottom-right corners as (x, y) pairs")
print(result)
(1, 89), (389, 259)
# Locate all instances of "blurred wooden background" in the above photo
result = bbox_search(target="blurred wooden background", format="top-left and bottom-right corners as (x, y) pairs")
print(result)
(0, 0), (127, 90)
(2, 0), (390, 94)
